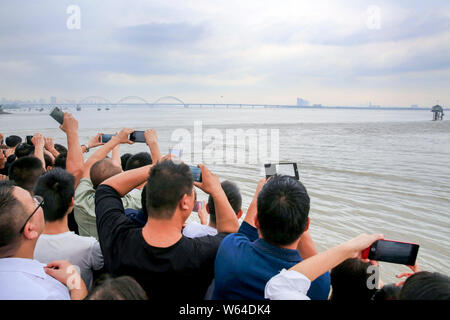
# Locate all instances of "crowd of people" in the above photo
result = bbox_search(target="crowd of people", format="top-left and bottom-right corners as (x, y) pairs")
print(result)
(0, 113), (449, 301)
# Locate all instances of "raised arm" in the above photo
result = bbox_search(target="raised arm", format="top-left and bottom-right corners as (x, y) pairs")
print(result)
(44, 137), (60, 158)
(81, 128), (134, 180)
(194, 164), (239, 234)
(60, 113), (84, 187)
(145, 129), (162, 163)
(31, 133), (46, 171)
(111, 144), (121, 169)
(101, 163), (152, 197)
(243, 178), (266, 228)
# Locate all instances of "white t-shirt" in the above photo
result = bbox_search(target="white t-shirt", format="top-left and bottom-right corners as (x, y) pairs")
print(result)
(0, 258), (70, 300)
(182, 221), (218, 238)
(264, 269), (312, 300)
(34, 232), (104, 289)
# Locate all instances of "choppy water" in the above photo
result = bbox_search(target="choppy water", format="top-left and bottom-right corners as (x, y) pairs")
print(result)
(1, 106), (449, 285)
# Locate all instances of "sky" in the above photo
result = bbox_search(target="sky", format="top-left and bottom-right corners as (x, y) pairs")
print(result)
(0, 0), (449, 106)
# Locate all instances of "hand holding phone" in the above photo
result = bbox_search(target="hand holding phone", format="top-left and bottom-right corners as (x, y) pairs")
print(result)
(101, 134), (115, 143)
(189, 165), (202, 182)
(50, 107), (65, 125)
(26, 135), (33, 145)
(169, 148), (182, 158)
(362, 239), (419, 266)
(129, 131), (146, 143)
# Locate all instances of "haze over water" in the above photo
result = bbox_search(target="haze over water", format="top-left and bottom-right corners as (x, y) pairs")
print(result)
(1, 106), (449, 284)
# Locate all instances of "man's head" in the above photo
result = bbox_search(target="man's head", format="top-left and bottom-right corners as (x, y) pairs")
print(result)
(54, 153), (66, 169)
(8, 156), (45, 193)
(90, 158), (122, 189)
(44, 153), (54, 171)
(125, 152), (152, 171)
(0, 181), (45, 258)
(146, 160), (194, 220)
(14, 143), (34, 158)
(54, 144), (68, 155)
(34, 168), (75, 222)
(5, 135), (22, 148)
(256, 175), (310, 247)
(207, 180), (243, 224)
(399, 271), (450, 300)
(121, 153), (132, 171)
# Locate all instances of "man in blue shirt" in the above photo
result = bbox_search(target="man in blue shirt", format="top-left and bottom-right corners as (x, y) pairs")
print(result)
(213, 176), (331, 300)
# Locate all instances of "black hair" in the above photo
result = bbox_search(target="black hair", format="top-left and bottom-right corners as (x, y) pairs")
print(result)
(54, 153), (67, 169)
(146, 160), (193, 219)
(125, 152), (152, 171)
(0, 181), (25, 257)
(257, 175), (310, 246)
(90, 158), (122, 189)
(330, 258), (378, 301)
(34, 168), (75, 222)
(208, 180), (242, 224)
(5, 135), (22, 148)
(399, 271), (450, 300)
(54, 144), (68, 155)
(120, 153), (132, 171)
(86, 274), (148, 300)
(14, 143), (34, 158)
(8, 156), (45, 193)
(372, 283), (401, 301)
(44, 153), (54, 169)
(141, 184), (148, 217)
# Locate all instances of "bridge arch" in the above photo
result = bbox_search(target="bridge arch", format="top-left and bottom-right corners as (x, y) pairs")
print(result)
(152, 96), (186, 107)
(116, 96), (151, 105)
(78, 96), (112, 104)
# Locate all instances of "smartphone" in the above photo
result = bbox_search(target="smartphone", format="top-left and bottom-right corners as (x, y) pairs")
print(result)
(129, 131), (146, 143)
(193, 201), (203, 213)
(49, 107), (65, 125)
(189, 165), (202, 182)
(169, 148), (182, 158)
(264, 163), (299, 180)
(101, 134), (115, 143)
(362, 240), (419, 266)
(26, 135), (33, 145)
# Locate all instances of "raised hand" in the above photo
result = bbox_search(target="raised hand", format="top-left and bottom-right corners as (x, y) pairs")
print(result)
(193, 164), (222, 197)
(113, 128), (135, 144)
(60, 113), (78, 135)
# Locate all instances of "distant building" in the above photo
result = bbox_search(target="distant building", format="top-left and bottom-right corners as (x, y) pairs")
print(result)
(297, 98), (310, 107)
(50, 96), (57, 104)
(312, 104), (322, 107)
(411, 104), (419, 108)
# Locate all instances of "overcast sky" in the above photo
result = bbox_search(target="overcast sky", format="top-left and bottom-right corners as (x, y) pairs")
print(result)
(1, 0), (449, 106)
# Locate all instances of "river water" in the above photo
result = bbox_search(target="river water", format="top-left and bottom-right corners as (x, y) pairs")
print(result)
(1, 106), (449, 285)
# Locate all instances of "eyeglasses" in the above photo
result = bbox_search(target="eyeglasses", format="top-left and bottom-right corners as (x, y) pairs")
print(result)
(19, 195), (44, 234)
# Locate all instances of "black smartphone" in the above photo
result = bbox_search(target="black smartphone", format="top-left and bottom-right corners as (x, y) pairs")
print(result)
(26, 135), (33, 145)
(169, 147), (182, 158)
(129, 131), (146, 143)
(363, 240), (419, 265)
(101, 134), (115, 143)
(189, 165), (202, 182)
(49, 107), (65, 125)
(264, 163), (299, 180)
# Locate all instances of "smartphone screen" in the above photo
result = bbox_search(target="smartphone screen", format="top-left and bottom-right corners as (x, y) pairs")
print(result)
(169, 148), (182, 158)
(49, 107), (64, 125)
(264, 163), (299, 180)
(129, 131), (146, 143)
(368, 240), (419, 265)
(189, 165), (202, 182)
(101, 134), (114, 143)
(193, 201), (202, 213)
(26, 135), (33, 145)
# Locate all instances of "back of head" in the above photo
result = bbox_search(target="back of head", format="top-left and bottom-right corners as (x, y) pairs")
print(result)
(399, 271), (450, 300)
(14, 143), (35, 158)
(54, 153), (67, 169)
(141, 183), (148, 217)
(208, 180), (242, 224)
(257, 175), (310, 246)
(34, 168), (75, 222)
(120, 153), (132, 171)
(87, 274), (148, 300)
(330, 258), (378, 301)
(5, 135), (22, 148)
(90, 158), (122, 189)
(8, 156), (45, 193)
(44, 153), (54, 170)
(372, 283), (401, 301)
(125, 152), (152, 171)
(54, 144), (67, 155)
(0, 181), (25, 257)
(146, 159), (193, 219)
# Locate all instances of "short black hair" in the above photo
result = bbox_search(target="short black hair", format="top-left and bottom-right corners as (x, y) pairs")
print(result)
(146, 160), (193, 219)
(257, 175), (310, 246)
(34, 168), (75, 222)
(208, 180), (242, 224)
(5, 135), (22, 148)
(0, 181), (25, 257)
(125, 152), (152, 171)
(399, 271), (450, 300)
(8, 156), (45, 193)
(141, 184), (148, 217)
(330, 258), (378, 301)
(120, 153), (132, 171)
(373, 284), (401, 301)
(14, 143), (35, 158)
(54, 144), (67, 155)
(44, 153), (54, 169)
(90, 158), (122, 189)
(54, 153), (67, 169)
(87, 274), (148, 300)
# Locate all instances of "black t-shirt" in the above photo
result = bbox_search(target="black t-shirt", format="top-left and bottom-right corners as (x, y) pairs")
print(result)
(95, 184), (227, 300)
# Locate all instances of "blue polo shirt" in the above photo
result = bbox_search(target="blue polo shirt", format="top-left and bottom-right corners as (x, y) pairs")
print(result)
(212, 222), (330, 300)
